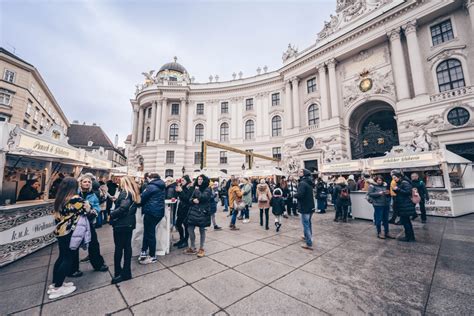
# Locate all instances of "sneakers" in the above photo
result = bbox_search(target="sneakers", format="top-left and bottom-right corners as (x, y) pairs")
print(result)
(276, 222), (281, 232)
(177, 241), (188, 249)
(68, 271), (83, 278)
(242, 219), (249, 224)
(197, 248), (205, 258)
(47, 282), (74, 294)
(139, 256), (157, 264)
(80, 256), (90, 262)
(184, 248), (197, 255)
(138, 251), (147, 261)
(48, 285), (77, 300)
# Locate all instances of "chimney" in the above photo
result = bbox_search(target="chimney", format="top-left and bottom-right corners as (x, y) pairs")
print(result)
(92, 123), (97, 126)
(115, 134), (118, 147)
(72, 120), (79, 124)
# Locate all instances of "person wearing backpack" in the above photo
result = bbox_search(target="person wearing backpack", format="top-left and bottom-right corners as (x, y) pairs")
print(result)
(257, 178), (272, 230)
(392, 170), (416, 242)
(410, 173), (429, 223)
(333, 176), (351, 222)
(367, 175), (395, 239)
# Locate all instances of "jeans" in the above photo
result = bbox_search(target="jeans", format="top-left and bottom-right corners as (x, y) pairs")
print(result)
(96, 210), (102, 227)
(53, 233), (74, 287)
(400, 215), (415, 240)
(373, 205), (389, 234)
(301, 213), (313, 247)
(335, 205), (349, 220)
(188, 225), (206, 249)
(113, 229), (133, 278)
(317, 198), (327, 211)
(242, 205), (250, 219)
(223, 196), (229, 211)
(230, 208), (239, 225)
(259, 208), (269, 228)
(141, 213), (162, 257)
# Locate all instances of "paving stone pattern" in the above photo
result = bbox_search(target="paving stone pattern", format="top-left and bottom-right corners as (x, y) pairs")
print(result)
(1, 206), (473, 315)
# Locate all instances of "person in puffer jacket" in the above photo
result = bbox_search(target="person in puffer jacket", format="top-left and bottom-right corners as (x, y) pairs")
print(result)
(69, 216), (91, 251)
(139, 173), (166, 264)
(367, 176), (394, 240)
(271, 188), (285, 232)
(392, 170), (416, 242)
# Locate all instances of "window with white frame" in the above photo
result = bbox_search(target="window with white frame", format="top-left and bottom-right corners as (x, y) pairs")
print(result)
(220, 122), (229, 141)
(194, 152), (202, 165)
(3, 70), (15, 83)
(30, 82), (35, 94)
(436, 59), (465, 92)
(169, 123), (179, 141)
(145, 127), (151, 141)
(271, 93), (280, 106)
(196, 103), (204, 115)
(195, 123), (204, 142)
(245, 98), (253, 111)
(0, 114), (9, 122)
(221, 102), (229, 114)
(272, 147), (281, 160)
(40, 116), (45, 126)
(308, 104), (320, 126)
(165, 169), (174, 177)
(34, 110), (39, 122)
(26, 101), (32, 115)
(271, 116), (282, 136)
(430, 19), (454, 46)
(0, 90), (11, 106)
(220, 151), (227, 164)
(166, 151), (175, 164)
(245, 120), (255, 140)
(171, 103), (179, 115)
(307, 78), (316, 93)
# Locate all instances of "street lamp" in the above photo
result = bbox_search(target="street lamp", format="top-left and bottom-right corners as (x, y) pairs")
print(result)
(182, 166), (186, 176)
(241, 163), (245, 170)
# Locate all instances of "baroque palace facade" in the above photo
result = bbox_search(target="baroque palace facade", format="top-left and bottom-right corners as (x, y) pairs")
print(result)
(128, 0), (474, 177)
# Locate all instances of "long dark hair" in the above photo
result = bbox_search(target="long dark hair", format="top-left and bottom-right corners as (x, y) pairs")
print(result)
(54, 177), (79, 213)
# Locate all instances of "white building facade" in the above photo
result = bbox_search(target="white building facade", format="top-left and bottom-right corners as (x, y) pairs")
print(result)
(128, 0), (474, 178)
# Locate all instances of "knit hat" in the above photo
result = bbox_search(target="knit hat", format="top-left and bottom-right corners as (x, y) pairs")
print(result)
(348, 175), (355, 181)
(273, 188), (282, 196)
(391, 170), (403, 178)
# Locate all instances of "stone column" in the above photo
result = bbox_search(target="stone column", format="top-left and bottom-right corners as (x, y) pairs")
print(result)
(466, 0), (474, 33)
(179, 98), (187, 140)
(154, 100), (162, 141)
(150, 101), (157, 141)
(137, 106), (144, 144)
(131, 106), (139, 145)
(284, 80), (293, 130)
(387, 28), (410, 100)
(291, 77), (300, 128)
(318, 63), (330, 121)
(186, 100), (193, 141)
(403, 20), (427, 96)
(327, 59), (340, 118)
(160, 98), (168, 140)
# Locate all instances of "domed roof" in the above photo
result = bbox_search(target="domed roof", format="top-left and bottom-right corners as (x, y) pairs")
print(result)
(159, 56), (187, 74)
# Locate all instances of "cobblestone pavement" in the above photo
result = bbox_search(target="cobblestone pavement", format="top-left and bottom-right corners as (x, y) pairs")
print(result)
(1, 206), (473, 315)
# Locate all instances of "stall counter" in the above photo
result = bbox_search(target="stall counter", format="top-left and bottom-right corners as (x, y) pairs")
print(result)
(350, 191), (374, 221)
(0, 200), (56, 267)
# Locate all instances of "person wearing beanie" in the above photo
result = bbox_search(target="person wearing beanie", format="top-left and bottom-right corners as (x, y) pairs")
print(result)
(391, 170), (416, 242)
(271, 188), (285, 232)
(295, 169), (315, 250)
(333, 176), (351, 222)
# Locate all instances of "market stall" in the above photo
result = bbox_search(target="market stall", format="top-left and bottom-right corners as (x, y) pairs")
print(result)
(0, 123), (86, 266)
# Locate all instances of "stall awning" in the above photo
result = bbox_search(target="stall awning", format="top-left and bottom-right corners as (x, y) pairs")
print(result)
(368, 152), (440, 170)
(7, 151), (87, 166)
(320, 160), (364, 173)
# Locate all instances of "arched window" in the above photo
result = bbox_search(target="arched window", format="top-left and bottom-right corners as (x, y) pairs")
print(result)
(245, 120), (255, 140)
(220, 122), (229, 141)
(308, 104), (320, 126)
(437, 59), (465, 92)
(169, 123), (179, 141)
(195, 123), (204, 142)
(272, 116), (282, 137)
(145, 127), (151, 142)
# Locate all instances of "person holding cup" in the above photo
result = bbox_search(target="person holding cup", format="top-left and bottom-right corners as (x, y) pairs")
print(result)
(367, 175), (394, 239)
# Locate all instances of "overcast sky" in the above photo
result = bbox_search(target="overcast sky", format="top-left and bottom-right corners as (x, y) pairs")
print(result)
(1, 0), (335, 146)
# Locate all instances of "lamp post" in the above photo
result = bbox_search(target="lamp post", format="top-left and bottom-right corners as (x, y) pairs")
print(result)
(241, 163), (245, 171)
(182, 166), (186, 176)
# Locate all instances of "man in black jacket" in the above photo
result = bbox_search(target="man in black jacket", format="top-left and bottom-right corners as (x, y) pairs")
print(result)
(411, 173), (429, 223)
(295, 169), (315, 250)
(392, 171), (416, 242)
(139, 173), (166, 264)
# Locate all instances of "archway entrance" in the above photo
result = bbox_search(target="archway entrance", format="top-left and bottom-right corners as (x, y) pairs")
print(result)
(349, 101), (399, 159)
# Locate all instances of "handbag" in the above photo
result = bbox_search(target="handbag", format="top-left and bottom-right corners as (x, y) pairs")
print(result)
(233, 199), (246, 211)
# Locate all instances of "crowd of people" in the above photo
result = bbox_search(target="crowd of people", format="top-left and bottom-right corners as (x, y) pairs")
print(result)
(47, 167), (428, 300)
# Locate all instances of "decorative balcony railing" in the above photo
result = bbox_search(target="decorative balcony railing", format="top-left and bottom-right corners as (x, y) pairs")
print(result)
(430, 85), (473, 102)
(299, 124), (319, 133)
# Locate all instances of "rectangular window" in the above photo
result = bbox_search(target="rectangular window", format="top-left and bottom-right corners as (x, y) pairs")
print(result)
(196, 103), (204, 115)
(245, 98), (253, 111)
(40, 116), (45, 126)
(272, 147), (281, 160)
(171, 103), (179, 115)
(166, 151), (175, 164)
(271, 93), (280, 106)
(431, 19), (454, 46)
(307, 77), (316, 93)
(33, 110), (39, 122)
(3, 69), (15, 83)
(221, 102), (229, 114)
(220, 151), (227, 164)
(0, 90), (11, 105)
(22, 120), (29, 128)
(194, 152), (202, 165)
(0, 114), (9, 122)
(30, 82), (35, 94)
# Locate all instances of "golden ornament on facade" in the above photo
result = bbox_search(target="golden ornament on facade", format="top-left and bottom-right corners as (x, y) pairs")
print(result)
(359, 78), (373, 92)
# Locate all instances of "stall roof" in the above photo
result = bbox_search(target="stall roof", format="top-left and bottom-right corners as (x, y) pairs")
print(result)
(442, 149), (471, 164)
(7, 151), (87, 166)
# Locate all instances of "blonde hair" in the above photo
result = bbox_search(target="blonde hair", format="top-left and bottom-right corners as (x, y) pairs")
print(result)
(120, 176), (141, 204)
